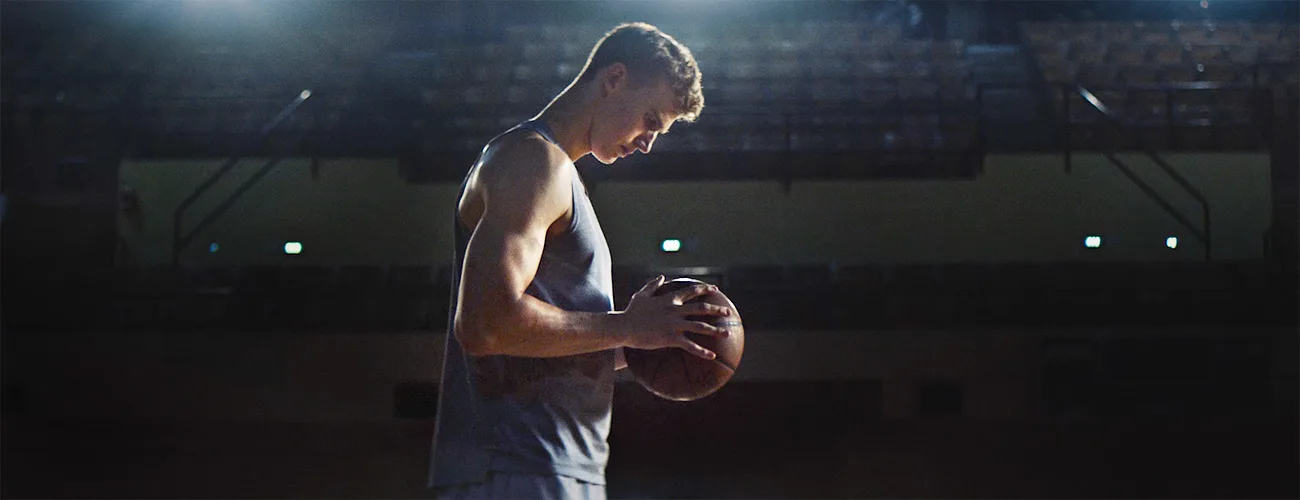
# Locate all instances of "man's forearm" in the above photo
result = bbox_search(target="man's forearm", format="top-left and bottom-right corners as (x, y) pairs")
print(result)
(457, 294), (627, 358)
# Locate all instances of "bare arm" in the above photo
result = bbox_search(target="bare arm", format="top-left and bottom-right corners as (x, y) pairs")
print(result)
(454, 135), (623, 358)
(455, 134), (732, 360)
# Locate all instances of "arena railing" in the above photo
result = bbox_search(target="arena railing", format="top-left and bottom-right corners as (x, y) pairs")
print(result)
(1074, 83), (1212, 261)
(979, 81), (1231, 261)
(170, 90), (313, 266)
(977, 81), (1275, 152)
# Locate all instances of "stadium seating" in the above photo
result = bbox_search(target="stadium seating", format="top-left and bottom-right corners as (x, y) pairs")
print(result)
(408, 21), (977, 154)
(2, 7), (1294, 160)
(1022, 20), (1297, 149)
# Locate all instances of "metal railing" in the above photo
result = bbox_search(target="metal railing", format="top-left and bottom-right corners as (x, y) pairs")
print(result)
(1074, 84), (1212, 261)
(170, 90), (313, 266)
(976, 80), (1274, 154)
(973, 81), (1251, 261)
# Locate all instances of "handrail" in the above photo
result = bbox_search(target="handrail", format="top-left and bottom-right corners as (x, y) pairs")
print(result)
(1078, 81), (1257, 92)
(171, 90), (312, 265)
(979, 80), (1262, 92)
(1099, 150), (1208, 240)
(1075, 84), (1212, 261)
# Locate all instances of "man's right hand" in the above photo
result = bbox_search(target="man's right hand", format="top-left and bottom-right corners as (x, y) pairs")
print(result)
(615, 276), (732, 360)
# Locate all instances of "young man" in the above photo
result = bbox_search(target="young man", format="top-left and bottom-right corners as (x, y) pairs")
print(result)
(427, 23), (731, 499)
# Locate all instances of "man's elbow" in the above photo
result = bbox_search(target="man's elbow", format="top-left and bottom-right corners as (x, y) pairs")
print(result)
(453, 318), (499, 357)
(455, 295), (529, 357)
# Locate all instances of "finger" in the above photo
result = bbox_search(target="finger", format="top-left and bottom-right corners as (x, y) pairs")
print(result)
(680, 302), (731, 317)
(634, 275), (665, 297)
(677, 338), (717, 360)
(672, 283), (717, 304)
(682, 321), (730, 338)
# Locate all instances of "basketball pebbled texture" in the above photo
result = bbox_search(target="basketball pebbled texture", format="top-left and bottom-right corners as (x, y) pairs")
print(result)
(624, 278), (745, 401)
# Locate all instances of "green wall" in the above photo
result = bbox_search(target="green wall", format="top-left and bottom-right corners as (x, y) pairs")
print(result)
(119, 153), (1271, 266)
(120, 158), (461, 266)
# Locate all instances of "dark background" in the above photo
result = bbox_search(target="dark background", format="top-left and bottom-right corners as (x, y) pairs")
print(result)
(2, 0), (1297, 498)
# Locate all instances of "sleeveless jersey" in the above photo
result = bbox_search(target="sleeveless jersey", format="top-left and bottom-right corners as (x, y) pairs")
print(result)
(427, 119), (617, 488)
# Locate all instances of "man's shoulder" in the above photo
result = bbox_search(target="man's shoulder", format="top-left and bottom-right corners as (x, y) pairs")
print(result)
(484, 128), (566, 165)
(477, 128), (571, 183)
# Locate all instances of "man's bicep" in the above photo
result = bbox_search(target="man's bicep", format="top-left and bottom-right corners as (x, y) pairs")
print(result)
(461, 143), (571, 298)
(462, 213), (548, 296)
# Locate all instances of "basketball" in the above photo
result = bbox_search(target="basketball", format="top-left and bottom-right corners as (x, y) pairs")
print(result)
(625, 277), (745, 401)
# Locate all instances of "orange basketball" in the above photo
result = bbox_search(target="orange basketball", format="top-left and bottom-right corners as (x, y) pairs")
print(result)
(624, 278), (745, 401)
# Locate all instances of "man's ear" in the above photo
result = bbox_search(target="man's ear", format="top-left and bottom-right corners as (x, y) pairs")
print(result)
(602, 62), (628, 96)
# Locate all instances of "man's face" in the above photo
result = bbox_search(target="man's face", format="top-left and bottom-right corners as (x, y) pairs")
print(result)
(590, 65), (681, 165)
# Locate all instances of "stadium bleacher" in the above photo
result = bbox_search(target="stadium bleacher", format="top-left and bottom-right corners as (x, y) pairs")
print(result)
(1, 2), (1296, 333)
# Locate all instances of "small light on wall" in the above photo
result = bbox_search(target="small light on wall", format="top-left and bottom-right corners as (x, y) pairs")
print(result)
(209, 242), (219, 253)
(661, 239), (682, 253)
(1084, 236), (1102, 248)
(1166, 237), (1179, 249)
(284, 241), (303, 255)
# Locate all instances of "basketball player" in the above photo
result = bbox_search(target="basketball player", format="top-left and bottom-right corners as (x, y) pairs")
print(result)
(427, 23), (731, 499)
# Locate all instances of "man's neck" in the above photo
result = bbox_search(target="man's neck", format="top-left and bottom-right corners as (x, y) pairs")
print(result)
(534, 84), (596, 162)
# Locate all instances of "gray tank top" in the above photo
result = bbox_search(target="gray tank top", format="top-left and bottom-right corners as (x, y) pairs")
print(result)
(428, 120), (616, 488)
